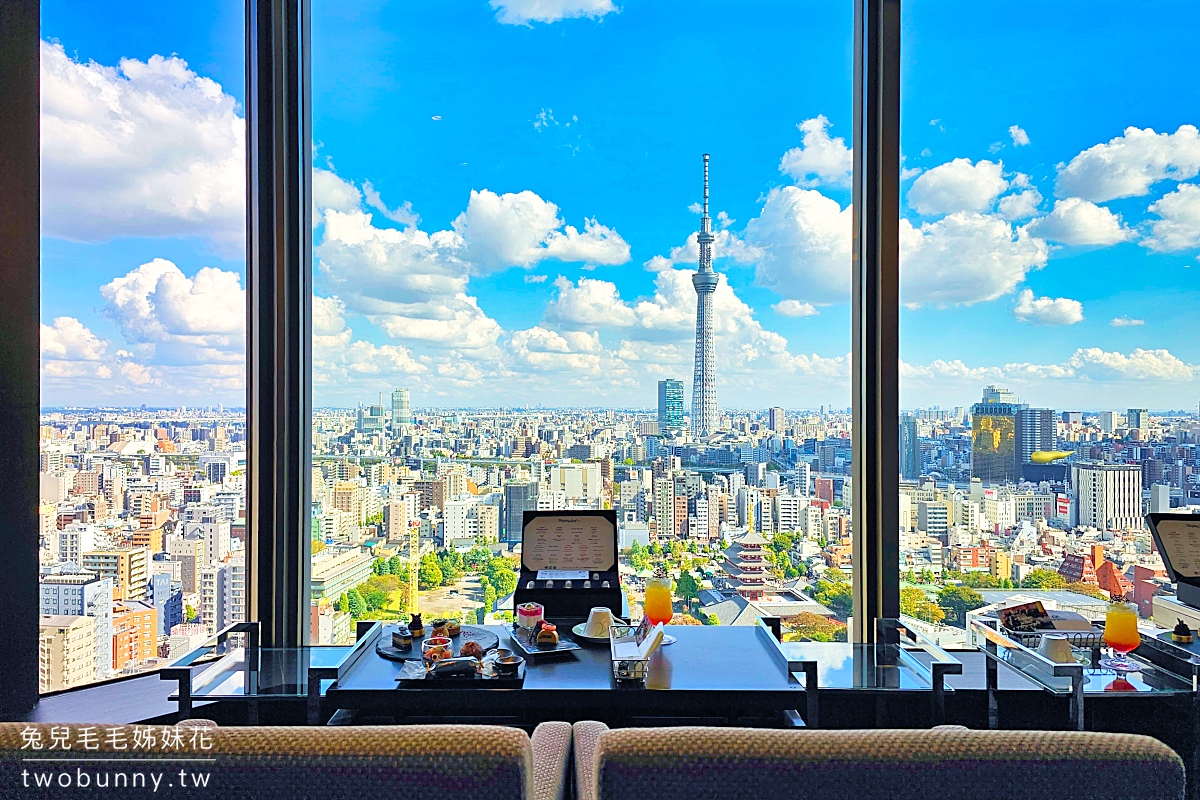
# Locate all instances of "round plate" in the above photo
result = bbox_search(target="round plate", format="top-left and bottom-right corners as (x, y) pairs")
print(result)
(570, 623), (610, 643)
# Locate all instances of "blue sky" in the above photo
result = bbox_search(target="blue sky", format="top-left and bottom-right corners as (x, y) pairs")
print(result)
(39, 0), (1200, 412)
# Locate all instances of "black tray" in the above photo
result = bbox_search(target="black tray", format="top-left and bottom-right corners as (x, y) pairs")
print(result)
(376, 624), (500, 662)
(508, 624), (581, 661)
(396, 663), (525, 689)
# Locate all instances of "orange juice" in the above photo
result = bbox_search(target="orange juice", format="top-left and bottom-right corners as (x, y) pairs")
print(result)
(1104, 602), (1141, 654)
(643, 578), (673, 626)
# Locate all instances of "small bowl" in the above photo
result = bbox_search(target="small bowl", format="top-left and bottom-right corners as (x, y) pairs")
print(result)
(422, 636), (452, 661)
(494, 655), (524, 677)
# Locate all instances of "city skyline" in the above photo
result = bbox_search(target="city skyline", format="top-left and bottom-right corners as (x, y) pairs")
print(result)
(39, 1), (1200, 412)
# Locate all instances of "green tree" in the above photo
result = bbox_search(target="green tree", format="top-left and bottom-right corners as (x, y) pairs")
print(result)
(919, 567), (934, 584)
(372, 557), (387, 576)
(438, 551), (462, 585)
(705, 613), (721, 625)
(464, 546), (492, 571)
(814, 575), (853, 617)
(346, 589), (367, 618)
(901, 586), (946, 625)
(387, 555), (403, 576)
(184, 603), (198, 622)
(905, 568), (917, 583)
(337, 594), (349, 613)
(628, 541), (650, 571)
(783, 612), (848, 642)
(482, 582), (498, 614)
(1022, 569), (1067, 589)
(484, 557), (518, 597)
(1065, 581), (1109, 600)
(937, 585), (985, 627)
(419, 555), (443, 589)
(676, 572), (701, 610)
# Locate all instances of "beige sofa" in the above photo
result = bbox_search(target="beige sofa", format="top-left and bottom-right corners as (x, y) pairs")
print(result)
(572, 722), (1184, 800)
(0, 722), (571, 800)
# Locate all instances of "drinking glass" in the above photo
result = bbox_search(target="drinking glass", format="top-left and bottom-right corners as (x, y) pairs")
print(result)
(642, 576), (677, 645)
(1101, 601), (1141, 674)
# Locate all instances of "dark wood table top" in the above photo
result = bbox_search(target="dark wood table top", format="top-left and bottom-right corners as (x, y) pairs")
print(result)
(331, 625), (800, 696)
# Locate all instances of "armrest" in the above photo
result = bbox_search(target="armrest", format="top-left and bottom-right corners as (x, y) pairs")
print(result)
(530, 721), (572, 800)
(572, 721), (609, 800)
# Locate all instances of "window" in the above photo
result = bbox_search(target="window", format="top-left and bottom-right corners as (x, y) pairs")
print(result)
(307, 1), (855, 640)
(898, 1), (1200, 632)
(38, 0), (247, 690)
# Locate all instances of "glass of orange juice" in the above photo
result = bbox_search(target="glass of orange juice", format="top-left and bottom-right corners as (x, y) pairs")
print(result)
(642, 576), (677, 645)
(1101, 600), (1141, 674)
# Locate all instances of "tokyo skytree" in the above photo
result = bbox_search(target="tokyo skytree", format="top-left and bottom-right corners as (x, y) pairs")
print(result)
(691, 154), (719, 438)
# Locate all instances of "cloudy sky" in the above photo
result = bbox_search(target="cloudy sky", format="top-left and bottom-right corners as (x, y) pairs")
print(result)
(41, 0), (1200, 412)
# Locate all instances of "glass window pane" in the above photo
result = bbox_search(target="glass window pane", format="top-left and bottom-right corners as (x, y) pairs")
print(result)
(39, 0), (246, 691)
(309, 0), (853, 642)
(899, 1), (1200, 636)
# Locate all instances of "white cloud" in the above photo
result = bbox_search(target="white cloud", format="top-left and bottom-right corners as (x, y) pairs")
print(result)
(1143, 183), (1200, 253)
(907, 158), (1008, 215)
(40, 41), (244, 249)
(665, 228), (763, 268)
(778, 115), (852, 187)
(311, 294), (427, 388)
(41, 316), (108, 361)
(772, 300), (819, 318)
(743, 186), (853, 303)
(509, 327), (604, 374)
(1111, 316), (1145, 327)
(100, 258), (245, 367)
(313, 168), (362, 215)
(490, 0), (617, 25)
(524, 273), (549, 284)
(452, 189), (629, 271)
(1056, 125), (1200, 201)
(1009, 125), (1030, 146)
(1012, 288), (1084, 325)
(998, 188), (1042, 221)
(362, 181), (420, 227)
(1025, 198), (1136, 246)
(901, 167), (924, 181)
(900, 212), (1048, 306)
(545, 276), (636, 328)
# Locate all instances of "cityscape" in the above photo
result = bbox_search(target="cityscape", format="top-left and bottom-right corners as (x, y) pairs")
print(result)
(36, 376), (1200, 690)
(34, 1), (1200, 695)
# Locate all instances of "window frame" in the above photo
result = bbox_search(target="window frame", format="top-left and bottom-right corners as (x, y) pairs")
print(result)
(0, 0), (903, 711)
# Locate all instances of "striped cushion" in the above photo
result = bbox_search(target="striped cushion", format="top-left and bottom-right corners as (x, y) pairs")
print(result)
(590, 726), (1184, 800)
(0, 723), (535, 800)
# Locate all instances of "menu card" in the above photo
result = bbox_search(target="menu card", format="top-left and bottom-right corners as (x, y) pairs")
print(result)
(611, 620), (664, 661)
(1153, 517), (1200, 578)
(522, 514), (616, 572)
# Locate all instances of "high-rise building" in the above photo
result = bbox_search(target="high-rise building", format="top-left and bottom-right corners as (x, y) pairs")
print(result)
(657, 379), (684, 433)
(900, 414), (920, 480)
(39, 615), (98, 692)
(503, 481), (539, 543)
(971, 387), (1025, 484)
(768, 406), (785, 433)
(1016, 407), (1056, 480)
(392, 387), (412, 427)
(690, 154), (719, 438)
(1061, 411), (1083, 426)
(1127, 408), (1149, 432)
(1073, 461), (1143, 531)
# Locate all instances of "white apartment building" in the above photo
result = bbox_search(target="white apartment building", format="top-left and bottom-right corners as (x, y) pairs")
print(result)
(198, 555), (246, 635)
(56, 522), (99, 567)
(774, 494), (803, 533)
(38, 563), (113, 680)
(1073, 462), (1143, 531)
(185, 520), (231, 567)
(549, 462), (602, 506)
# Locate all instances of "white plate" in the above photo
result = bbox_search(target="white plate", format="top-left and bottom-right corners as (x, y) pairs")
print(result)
(571, 622), (619, 643)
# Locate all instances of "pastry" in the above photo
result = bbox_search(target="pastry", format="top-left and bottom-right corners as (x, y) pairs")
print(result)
(459, 640), (484, 660)
(517, 602), (544, 630)
(446, 619), (462, 637)
(408, 614), (424, 637)
(1172, 619), (1193, 644)
(392, 627), (413, 651)
(535, 622), (559, 649)
(431, 618), (449, 638)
